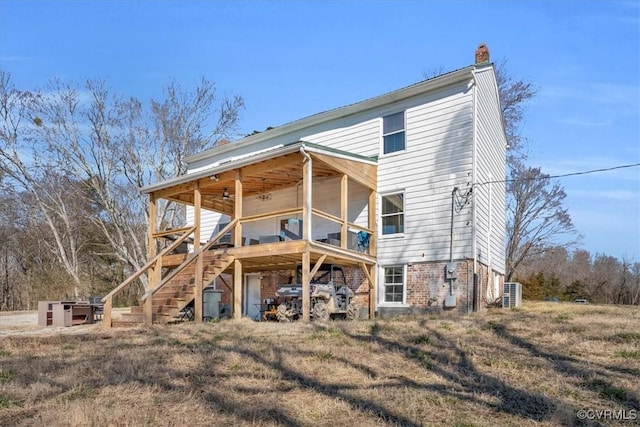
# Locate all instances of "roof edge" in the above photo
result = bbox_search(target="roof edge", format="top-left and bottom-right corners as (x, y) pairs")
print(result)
(140, 141), (377, 195)
(186, 65), (475, 164)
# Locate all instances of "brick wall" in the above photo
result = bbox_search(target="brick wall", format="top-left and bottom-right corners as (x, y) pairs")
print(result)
(209, 261), (501, 317)
(400, 261), (497, 314)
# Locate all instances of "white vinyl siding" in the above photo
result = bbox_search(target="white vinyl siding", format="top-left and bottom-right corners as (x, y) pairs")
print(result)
(304, 119), (380, 157)
(473, 66), (507, 274)
(186, 176), (371, 244)
(185, 74), (504, 273)
(376, 82), (475, 265)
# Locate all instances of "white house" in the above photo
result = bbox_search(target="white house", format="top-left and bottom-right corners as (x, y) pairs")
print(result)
(101, 44), (506, 326)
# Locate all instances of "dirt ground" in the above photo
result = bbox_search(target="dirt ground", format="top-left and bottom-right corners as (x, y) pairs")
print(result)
(0, 311), (103, 336)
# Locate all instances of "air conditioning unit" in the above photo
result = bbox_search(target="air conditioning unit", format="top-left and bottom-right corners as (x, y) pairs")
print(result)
(502, 282), (522, 309)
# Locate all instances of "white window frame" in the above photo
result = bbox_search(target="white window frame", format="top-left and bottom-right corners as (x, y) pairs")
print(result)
(380, 111), (406, 156)
(379, 264), (408, 306)
(379, 191), (405, 238)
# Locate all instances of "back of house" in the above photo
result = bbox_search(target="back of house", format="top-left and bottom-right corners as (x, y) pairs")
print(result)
(179, 44), (507, 317)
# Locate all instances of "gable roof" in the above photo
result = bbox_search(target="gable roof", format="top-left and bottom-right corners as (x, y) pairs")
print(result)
(139, 140), (377, 196)
(186, 65), (476, 164)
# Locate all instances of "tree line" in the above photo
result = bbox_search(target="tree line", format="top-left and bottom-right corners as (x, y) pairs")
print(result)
(0, 71), (244, 310)
(492, 61), (638, 305)
(514, 248), (640, 305)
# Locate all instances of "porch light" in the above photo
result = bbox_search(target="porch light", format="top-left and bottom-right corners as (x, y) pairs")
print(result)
(256, 178), (272, 201)
(222, 188), (230, 200)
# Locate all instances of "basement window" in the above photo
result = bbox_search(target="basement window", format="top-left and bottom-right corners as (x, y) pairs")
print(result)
(383, 266), (405, 303)
(382, 111), (405, 154)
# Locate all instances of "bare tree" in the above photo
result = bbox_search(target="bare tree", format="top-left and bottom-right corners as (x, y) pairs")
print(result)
(630, 261), (640, 305)
(0, 72), (90, 296)
(588, 254), (623, 304)
(492, 62), (580, 280)
(428, 61), (574, 281)
(0, 70), (244, 298)
(494, 59), (536, 165)
(506, 165), (579, 281)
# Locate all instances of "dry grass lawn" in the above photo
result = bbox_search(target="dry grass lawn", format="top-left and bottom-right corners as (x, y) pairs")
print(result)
(1, 302), (639, 426)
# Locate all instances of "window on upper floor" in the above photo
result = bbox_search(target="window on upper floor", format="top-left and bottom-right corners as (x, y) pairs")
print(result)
(381, 192), (404, 235)
(382, 111), (405, 154)
(383, 266), (405, 303)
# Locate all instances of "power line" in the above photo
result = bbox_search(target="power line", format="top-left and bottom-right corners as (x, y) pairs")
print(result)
(475, 162), (640, 187)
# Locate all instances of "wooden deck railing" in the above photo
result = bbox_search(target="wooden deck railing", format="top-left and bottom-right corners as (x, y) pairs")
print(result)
(101, 226), (196, 327)
(141, 218), (238, 301)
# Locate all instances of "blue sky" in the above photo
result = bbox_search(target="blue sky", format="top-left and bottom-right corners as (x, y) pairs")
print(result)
(1, 0), (639, 261)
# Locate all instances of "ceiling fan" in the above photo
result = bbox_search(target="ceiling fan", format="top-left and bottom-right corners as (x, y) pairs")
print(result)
(209, 187), (234, 201)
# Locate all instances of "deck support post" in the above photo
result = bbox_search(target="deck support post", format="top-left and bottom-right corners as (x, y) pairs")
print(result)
(302, 250), (310, 322)
(233, 259), (242, 319)
(194, 182), (203, 322)
(232, 172), (244, 320)
(340, 174), (348, 249)
(368, 189), (376, 255)
(368, 263), (376, 320)
(103, 297), (112, 328)
(234, 171), (243, 247)
(301, 148), (312, 241)
(301, 149), (312, 322)
(368, 189), (377, 320)
(144, 193), (158, 326)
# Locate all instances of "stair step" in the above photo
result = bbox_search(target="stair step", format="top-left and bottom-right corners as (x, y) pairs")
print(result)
(153, 295), (194, 303)
(118, 313), (143, 322)
(130, 303), (189, 315)
(103, 253), (234, 326)
(113, 311), (173, 324)
(154, 289), (194, 298)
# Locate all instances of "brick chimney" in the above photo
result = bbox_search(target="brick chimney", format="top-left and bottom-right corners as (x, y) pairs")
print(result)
(475, 43), (490, 64)
(217, 138), (230, 147)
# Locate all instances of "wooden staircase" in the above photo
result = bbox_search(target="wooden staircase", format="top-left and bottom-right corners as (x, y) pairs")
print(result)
(112, 252), (234, 327)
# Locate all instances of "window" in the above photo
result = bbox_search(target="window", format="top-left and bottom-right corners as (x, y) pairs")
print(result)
(383, 266), (404, 303)
(381, 193), (404, 235)
(382, 111), (405, 154)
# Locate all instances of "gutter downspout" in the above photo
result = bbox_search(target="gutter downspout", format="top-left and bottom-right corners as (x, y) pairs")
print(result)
(487, 172), (493, 299)
(470, 73), (479, 302)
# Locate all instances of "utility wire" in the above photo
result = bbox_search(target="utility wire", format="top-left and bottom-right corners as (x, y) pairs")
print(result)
(475, 162), (640, 187)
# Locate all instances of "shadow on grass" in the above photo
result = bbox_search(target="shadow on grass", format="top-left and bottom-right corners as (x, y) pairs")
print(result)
(488, 321), (640, 411)
(218, 344), (419, 426)
(2, 312), (638, 426)
(338, 321), (556, 423)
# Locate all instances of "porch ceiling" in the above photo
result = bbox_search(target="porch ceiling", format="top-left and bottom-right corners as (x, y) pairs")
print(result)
(149, 143), (377, 213)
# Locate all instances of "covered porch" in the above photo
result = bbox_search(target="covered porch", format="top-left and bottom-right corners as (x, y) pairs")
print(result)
(102, 142), (378, 325)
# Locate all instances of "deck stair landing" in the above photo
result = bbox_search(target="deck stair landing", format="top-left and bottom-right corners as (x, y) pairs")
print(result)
(112, 252), (234, 326)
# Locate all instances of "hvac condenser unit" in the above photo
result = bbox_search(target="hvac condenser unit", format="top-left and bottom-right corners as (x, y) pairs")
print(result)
(502, 282), (522, 309)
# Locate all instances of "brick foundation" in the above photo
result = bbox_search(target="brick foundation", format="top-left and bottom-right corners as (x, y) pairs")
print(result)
(208, 261), (501, 318)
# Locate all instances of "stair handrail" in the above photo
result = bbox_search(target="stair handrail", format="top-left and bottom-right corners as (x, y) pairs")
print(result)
(140, 218), (238, 301)
(101, 225), (197, 304)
